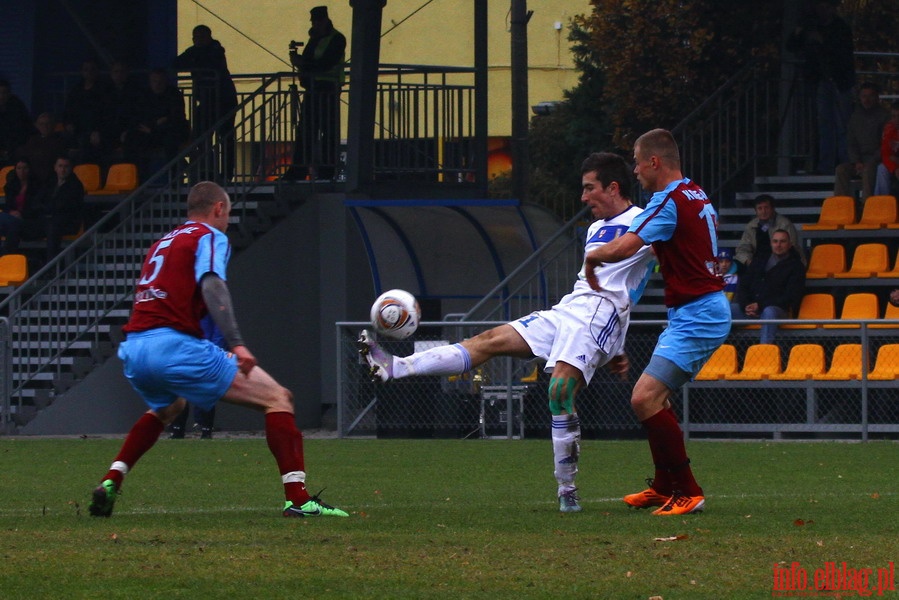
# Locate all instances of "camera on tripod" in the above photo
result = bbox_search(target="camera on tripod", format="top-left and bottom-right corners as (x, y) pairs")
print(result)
(289, 40), (304, 51)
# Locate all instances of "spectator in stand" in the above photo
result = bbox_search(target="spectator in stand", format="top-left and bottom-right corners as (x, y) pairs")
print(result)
(734, 194), (805, 269)
(63, 59), (113, 165)
(874, 100), (899, 197)
(716, 248), (739, 303)
(0, 79), (34, 165)
(173, 25), (238, 182)
(733, 229), (806, 344)
(103, 60), (143, 163)
(18, 112), (69, 186)
(786, 0), (855, 175)
(123, 68), (190, 177)
(0, 158), (44, 255)
(37, 155), (85, 259)
(834, 82), (890, 202)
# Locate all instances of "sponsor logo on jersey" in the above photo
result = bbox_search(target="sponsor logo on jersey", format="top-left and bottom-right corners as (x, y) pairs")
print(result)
(134, 286), (168, 303)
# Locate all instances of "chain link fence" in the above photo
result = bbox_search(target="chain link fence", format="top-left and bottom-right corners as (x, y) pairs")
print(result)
(337, 320), (899, 441)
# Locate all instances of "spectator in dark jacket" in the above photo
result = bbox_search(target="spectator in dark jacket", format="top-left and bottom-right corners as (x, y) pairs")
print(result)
(37, 155), (85, 259)
(733, 229), (806, 344)
(0, 158), (44, 254)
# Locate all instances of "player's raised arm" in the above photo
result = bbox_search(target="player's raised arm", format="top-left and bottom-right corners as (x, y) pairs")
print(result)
(584, 232), (647, 291)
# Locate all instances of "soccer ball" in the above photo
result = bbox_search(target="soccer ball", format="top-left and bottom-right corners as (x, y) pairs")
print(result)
(370, 289), (421, 339)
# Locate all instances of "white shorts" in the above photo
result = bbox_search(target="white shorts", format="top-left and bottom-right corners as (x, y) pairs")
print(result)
(507, 293), (628, 385)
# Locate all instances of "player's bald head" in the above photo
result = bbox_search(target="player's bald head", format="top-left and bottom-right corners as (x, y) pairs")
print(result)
(187, 181), (230, 216)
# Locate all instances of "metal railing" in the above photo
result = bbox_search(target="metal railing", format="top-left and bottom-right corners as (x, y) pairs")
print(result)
(335, 319), (899, 440)
(671, 52), (899, 208)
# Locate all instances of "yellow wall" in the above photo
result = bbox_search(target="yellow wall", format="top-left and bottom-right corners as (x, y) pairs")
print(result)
(176, 1), (589, 137)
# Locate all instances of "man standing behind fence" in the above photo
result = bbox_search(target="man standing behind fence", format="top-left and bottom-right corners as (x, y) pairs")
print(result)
(290, 6), (346, 180)
(173, 25), (238, 182)
(584, 128), (731, 516)
(359, 152), (656, 513)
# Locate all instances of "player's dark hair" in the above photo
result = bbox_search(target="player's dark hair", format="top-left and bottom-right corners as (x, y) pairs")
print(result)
(581, 152), (633, 200)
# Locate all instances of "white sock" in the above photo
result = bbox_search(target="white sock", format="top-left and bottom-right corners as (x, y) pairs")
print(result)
(552, 413), (580, 496)
(394, 343), (471, 378)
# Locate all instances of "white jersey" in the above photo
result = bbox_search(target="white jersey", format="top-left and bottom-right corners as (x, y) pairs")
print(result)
(506, 204), (655, 384)
(573, 204), (655, 309)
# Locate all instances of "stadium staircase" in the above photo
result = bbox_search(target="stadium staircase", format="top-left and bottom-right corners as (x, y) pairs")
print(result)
(0, 144), (313, 431)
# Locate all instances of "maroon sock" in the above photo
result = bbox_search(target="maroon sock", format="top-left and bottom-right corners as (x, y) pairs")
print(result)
(641, 409), (702, 496)
(265, 412), (310, 504)
(102, 412), (164, 488)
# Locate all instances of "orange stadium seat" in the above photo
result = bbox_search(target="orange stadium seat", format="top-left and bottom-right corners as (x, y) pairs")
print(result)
(876, 248), (899, 278)
(805, 244), (846, 279)
(769, 344), (826, 380)
(869, 299), (899, 330)
(0, 253), (28, 286)
(868, 344), (899, 380)
(823, 293), (879, 329)
(844, 195), (897, 229)
(833, 243), (889, 278)
(725, 344), (782, 381)
(780, 293), (835, 329)
(814, 344), (865, 381)
(73, 163), (102, 193)
(801, 196), (856, 231)
(694, 344), (737, 381)
(91, 163), (139, 195)
(0, 165), (13, 184)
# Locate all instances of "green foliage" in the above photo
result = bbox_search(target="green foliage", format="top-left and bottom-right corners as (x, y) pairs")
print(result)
(1, 438), (897, 599)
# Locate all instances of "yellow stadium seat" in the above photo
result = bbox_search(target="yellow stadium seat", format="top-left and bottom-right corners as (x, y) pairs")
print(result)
(73, 163), (102, 193)
(0, 165), (13, 184)
(844, 195), (897, 229)
(814, 344), (865, 381)
(876, 248), (899, 278)
(801, 196), (856, 231)
(823, 293), (879, 329)
(781, 293), (835, 329)
(91, 163), (139, 195)
(868, 344), (899, 381)
(833, 243), (889, 278)
(725, 344), (782, 381)
(769, 344), (826, 381)
(0, 253), (28, 286)
(695, 344), (737, 381)
(805, 244), (846, 279)
(870, 299), (899, 330)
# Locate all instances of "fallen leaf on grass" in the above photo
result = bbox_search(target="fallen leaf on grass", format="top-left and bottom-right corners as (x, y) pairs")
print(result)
(793, 519), (815, 526)
(871, 493), (880, 500)
(653, 534), (689, 542)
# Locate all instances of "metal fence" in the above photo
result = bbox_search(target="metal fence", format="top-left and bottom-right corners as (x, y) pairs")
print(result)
(336, 319), (899, 441)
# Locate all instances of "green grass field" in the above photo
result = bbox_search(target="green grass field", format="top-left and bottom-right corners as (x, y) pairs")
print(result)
(1, 437), (896, 599)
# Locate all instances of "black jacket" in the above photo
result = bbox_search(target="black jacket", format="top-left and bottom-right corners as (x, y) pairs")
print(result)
(737, 248), (806, 315)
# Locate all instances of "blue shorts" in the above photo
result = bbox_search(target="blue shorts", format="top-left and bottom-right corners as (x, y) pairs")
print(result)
(118, 328), (238, 412)
(648, 291), (731, 384)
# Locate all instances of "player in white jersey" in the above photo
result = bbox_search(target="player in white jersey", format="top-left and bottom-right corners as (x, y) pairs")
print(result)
(359, 152), (655, 512)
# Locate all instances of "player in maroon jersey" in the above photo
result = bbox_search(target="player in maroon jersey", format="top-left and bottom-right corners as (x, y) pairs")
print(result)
(584, 129), (731, 516)
(88, 181), (347, 518)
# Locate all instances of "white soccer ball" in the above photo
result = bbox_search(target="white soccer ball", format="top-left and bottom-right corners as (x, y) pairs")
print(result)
(370, 289), (421, 340)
